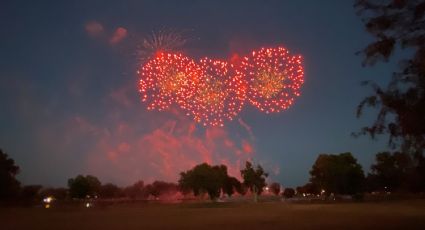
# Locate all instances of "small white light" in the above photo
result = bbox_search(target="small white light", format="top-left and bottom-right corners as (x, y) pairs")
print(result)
(43, 196), (53, 203)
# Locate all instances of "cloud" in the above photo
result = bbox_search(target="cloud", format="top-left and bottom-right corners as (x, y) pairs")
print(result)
(84, 22), (128, 46)
(88, 119), (253, 184)
(109, 84), (134, 108)
(85, 21), (104, 37)
(16, 76), (258, 186)
(109, 27), (128, 44)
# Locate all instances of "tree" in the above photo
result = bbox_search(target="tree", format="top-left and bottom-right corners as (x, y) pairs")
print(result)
(369, 151), (410, 191)
(123, 180), (145, 199)
(235, 182), (248, 196)
(20, 185), (42, 205)
(282, 188), (295, 198)
(354, 0), (425, 155)
(222, 176), (243, 197)
(179, 163), (231, 200)
(309, 152), (365, 195)
(366, 151), (425, 192)
(240, 161), (268, 202)
(269, 182), (281, 196)
(147, 181), (179, 199)
(0, 149), (21, 201)
(67, 175), (101, 199)
(86, 175), (102, 194)
(142, 184), (154, 198)
(99, 183), (122, 199)
(296, 183), (320, 196)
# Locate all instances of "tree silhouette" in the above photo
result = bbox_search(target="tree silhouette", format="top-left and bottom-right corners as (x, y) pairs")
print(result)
(296, 182), (320, 196)
(123, 180), (145, 199)
(0, 149), (21, 201)
(147, 181), (178, 199)
(240, 161), (268, 202)
(179, 163), (236, 200)
(20, 185), (42, 205)
(222, 176), (243, 197)
(282, 188), (295, 198)
(366, 151), (425, 192)
(269, 182), (281, 196)
(99, 183), (122, 198)
(354, 0), (425, 155)
(310, 152), (365, 195)
(67, 175), (101, 199)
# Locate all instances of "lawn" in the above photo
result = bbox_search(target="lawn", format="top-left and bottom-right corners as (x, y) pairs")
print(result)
(2, 200), (425, 230)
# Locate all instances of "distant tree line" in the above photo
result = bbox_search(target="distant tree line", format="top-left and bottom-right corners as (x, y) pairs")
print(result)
(1, 147), (425, 205)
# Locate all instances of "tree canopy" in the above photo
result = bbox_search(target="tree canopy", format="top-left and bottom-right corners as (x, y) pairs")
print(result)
(0, 149), (21, 201)
(240, 161), (268, 202)
(123, 180), (145, 199)
(99, 183), (122, 198)
(366, 151), (425, 192)
(222, 176), (243, 197)
(67, 175), (101, 199)
(178, 163), (239, 200)
(147, 181), (179, 199)
(296, 182), (320, 195)
(282, 188), (295, 198)
(309, 152), (365, 195)
(269, 182), (281, 196)
(355, 0), (425, 155)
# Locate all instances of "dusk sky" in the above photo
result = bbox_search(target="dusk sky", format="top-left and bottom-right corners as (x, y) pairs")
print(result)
(0, 0), (396, 187)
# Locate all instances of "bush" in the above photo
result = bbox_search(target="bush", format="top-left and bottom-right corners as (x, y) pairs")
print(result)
(283, 188), (295, 198)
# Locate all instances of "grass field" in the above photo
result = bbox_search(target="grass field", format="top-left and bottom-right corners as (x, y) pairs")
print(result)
(2, 200), (425, 230)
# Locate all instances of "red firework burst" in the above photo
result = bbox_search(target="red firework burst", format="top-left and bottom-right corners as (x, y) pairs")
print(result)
(187, 58), (246, 126)
(138, 46), (304, 126)
(138, 52), (201, 111)
(240, 47), (304, 113)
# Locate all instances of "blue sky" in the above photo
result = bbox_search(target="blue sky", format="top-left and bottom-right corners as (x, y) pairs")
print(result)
(0, 0), (394, 187)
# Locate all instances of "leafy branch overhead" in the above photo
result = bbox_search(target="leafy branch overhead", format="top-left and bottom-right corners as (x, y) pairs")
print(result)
(355, 0), (425, 153)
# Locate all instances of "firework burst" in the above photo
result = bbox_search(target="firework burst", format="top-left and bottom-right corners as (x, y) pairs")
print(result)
(138, 29), (192, 61)
(137, 45), (304, 126)
(138, 52), (200, 111)
(187, 58), (246, 126)
(240, 47), (304, 113)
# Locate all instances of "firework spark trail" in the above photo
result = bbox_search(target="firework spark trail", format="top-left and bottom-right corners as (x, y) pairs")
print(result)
(138, 29), (193, 61)
(143, 30), (188, 52)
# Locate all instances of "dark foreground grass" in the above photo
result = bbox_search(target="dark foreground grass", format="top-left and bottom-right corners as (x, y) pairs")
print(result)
(2, 200), (425, 230)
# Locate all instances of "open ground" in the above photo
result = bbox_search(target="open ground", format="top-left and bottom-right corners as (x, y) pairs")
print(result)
(2, 200), (425, 230)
